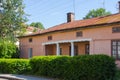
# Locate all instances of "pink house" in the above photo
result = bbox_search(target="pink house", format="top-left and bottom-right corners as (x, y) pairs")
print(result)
(19, 10), (120, 67)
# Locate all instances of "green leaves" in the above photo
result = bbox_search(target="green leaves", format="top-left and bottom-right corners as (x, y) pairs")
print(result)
(0, 59), (30, 74)
(83, 8), (111, 19)
(30, 22), (45, 30)
(0, 0), (27, 41)
(0, 39), (18, 58)
(30, 55), (116, 80)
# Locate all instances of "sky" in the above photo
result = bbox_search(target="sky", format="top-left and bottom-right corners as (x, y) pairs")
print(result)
(24, 0), (120, 29)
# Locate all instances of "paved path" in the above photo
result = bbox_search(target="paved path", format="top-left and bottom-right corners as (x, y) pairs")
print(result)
(0, 74), (56, 80)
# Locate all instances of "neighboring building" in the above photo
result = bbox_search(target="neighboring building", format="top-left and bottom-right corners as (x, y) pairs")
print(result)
(18, 2), (120, 67)
(25, 26), (42, 35)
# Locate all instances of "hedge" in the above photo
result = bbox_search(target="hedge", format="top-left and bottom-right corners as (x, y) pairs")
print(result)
(68, 55), (116, 80)
(30, 55), (116, 80)
(30, 56), (57, 75)
(0, 59), (30, 74)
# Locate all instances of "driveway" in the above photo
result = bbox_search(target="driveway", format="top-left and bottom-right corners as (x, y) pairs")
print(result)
(0, 74), (57, 80)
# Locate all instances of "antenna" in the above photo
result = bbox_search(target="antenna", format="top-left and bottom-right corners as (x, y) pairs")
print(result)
(118, 1), (120, 13)
(102, 0), (105, 9)
(73, 0), (76, 19)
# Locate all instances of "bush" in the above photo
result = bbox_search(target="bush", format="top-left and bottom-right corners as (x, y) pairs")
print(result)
(30, 56), (56, 76)
(30, 55), (116, 80)
(0, 39), (19, 58)
(0, 59), (30, 74)
(47, 56), (71, 78)
(67, 55), (116, 80)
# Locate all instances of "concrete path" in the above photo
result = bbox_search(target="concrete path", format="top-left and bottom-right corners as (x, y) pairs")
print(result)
(0, 74), (56, 80)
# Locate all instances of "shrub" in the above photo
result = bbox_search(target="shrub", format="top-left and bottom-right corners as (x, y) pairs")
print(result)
(30, 55), (116, 80)
(0, 59), (30, 74)
(66, 54), (116, 80)
(30, 56), (56, 76)
(0, 39), (19, 58)
(47, 56), (71, 78)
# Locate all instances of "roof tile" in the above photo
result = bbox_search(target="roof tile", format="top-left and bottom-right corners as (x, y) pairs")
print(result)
(21, 13), (120, 37)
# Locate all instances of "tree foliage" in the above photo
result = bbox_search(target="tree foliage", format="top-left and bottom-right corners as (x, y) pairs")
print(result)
(83, 8), (111, 19)
(30, 22), (45, 29)
(0, 0), (27, 41)
(0, 39), (19, 58)
(0, 0), (26, 58)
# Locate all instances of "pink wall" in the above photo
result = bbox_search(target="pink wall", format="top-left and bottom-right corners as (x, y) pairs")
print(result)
(19, 24), (120, 58)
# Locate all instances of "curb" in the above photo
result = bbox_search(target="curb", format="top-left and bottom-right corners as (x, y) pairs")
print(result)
(0, 75), (24, 80)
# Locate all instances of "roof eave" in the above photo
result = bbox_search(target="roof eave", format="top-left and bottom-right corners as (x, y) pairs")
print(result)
(18, 21), (120, 38)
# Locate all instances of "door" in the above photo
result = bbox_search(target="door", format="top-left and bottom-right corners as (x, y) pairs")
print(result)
(69, 46), (78, 56)
(85, 44), (89, 55)
(74, 46), (78, 56)
(28, 48), (33, 58)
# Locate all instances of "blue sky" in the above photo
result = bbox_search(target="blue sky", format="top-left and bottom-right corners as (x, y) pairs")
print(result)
(24, 0), (120, 29)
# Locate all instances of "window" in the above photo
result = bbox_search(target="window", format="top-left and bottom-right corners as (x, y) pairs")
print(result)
(28, 48), (32, 58)
(112, 40), (120, 59)
(112, 27), (120, 33)
(76, 31), (83, 37)
(48, 36), (52, 40)
(29, 38), (32, 42)
(60, 48), (62, 55)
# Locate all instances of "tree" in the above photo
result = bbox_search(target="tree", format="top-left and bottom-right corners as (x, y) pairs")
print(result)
(0, 0), (27, 41)
(83, 8), (111, 19)
(30, 22), (45, 29)
(0, 0), (27, 58)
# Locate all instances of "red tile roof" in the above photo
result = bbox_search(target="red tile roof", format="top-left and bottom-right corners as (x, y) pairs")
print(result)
(20, 13), (120, 37)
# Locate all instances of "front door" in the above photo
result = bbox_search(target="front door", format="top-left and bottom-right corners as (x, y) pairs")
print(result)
(74, 46), (78, 56)
(69, 46), (78, 56)
(85, 44), (89, 55)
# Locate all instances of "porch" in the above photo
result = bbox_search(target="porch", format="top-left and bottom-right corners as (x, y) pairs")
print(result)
(42, 39), (91, 56)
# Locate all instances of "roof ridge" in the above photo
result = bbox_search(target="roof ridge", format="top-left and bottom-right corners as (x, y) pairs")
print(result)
(46, 13), (120, 30)
(19, 13), (120, 38)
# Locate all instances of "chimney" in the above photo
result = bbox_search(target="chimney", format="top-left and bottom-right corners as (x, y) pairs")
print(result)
(119, 1), (120, 13)
(67, 12), (75, 22)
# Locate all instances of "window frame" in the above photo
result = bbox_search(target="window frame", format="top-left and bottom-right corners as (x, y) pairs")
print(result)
(111, 40), (120, 60)
(29, 38), (32, 42)
(48, 36), (52, 40)
(76, 31), (83, 37)
(112, 27), (120, 33)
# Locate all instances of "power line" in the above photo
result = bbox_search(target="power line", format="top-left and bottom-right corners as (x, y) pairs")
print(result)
(27, 1), (73, 17)
(30, 4), (73, 20)
(26, 0), (88, 24)
(29, 0), (70, 14)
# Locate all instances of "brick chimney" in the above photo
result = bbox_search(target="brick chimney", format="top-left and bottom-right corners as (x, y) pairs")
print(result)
(119, 1), (120, 13)
(67, 12), (74, 22)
